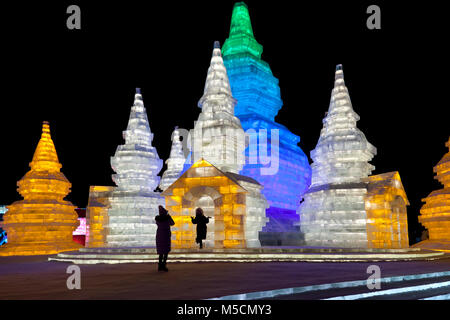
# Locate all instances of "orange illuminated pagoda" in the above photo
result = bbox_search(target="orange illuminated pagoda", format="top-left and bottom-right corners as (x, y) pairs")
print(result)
(417, 137), (450, 250)
(0, 122), (81, 256)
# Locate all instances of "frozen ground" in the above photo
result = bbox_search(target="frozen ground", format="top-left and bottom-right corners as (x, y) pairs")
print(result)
(1, 255), (450, 299)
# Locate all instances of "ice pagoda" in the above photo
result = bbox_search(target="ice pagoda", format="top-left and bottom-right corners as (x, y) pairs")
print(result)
(417, 137), (450, 250)
(162, 42), (268, 249)
(298, 65), (376, 248)
(298, 65), (409, 248)
(159, 127), (186, 191)
(0, 122), (81, 256)
(190, 41), (246, 173)
(85, 89), (164, 247)
(222, 2), (311, 234)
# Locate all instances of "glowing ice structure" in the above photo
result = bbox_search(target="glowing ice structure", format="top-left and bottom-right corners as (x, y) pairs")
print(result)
(190, 41), (246, 174)
(169, 42), (268, 248)
(0, 206), (8, 246)
(86, 90), (164, 247)
(73, 218), (87, 236)
(222, 2), (311, 231)
(0, 122), (81, 256)
(159, 127), (186, 191)
(419, 138), (450, 246)
(364, 172), (409, 248)
(0, 231), (5, 246)
(162, 159), (268, 249)
(298, 66), (409, 248)
(85, 186), (114, 248)
(298, 66), (377, 248)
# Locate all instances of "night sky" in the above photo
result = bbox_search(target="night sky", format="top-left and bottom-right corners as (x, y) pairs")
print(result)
(1, 1), (448, 241)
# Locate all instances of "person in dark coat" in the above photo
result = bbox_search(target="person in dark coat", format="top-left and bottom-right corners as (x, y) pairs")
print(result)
(155, 205), (175, 271)
(191, 208), (210, 249)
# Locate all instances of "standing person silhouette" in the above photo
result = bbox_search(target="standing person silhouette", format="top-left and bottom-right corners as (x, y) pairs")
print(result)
(155, 205), (175, 271)
(191, 208), (210, 249)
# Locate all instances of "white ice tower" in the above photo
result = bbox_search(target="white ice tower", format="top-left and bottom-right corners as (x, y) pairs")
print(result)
(298, 65), (377, 248)
(163, 41), (267, 249)
(159, 127), (186, 191)
(106, 88), (164, 247)
(190, 41), (246, 174)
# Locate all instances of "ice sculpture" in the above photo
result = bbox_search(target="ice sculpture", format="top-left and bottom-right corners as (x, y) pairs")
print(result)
(364, 172), (409, 248)
(159, 127), (186, 191)
(111, 89), (162, 193)
(0, 206), (8, 246)
(167, 42), (268, 248)
(162, 159), (268, 248)
(419, 137), (450, 247)
(0, 230), (6, 246)
(190, 41), (246, 174)
(298, 65), (377, 248)
(0, 122), (81, 256)
(86, 89), (164, 247)
(222, 2), (311, 232)
(72, 208), (87, 246)
(85, 186), (114, 248)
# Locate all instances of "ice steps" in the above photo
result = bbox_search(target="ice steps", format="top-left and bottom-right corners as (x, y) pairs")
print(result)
(48, 247), (447, 264)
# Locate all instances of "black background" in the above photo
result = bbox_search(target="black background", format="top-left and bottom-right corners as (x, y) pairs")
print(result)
(0, 0), (448, 242)
(0, 299), (434, 319)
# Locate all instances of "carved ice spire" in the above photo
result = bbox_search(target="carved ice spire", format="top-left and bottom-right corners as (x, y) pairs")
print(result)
(159, 127), (186, 191)
(111, 89), (163, 192)
(310, 64), (377, 187)
(191, 42), (245, 174)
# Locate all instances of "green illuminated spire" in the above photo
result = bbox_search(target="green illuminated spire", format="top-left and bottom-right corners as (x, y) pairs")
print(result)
(229, 2), (254, 37)
(222, 2), (263, 58)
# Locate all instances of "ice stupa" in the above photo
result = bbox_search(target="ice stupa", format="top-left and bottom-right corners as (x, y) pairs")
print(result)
(298, 65), (377, 248)
(417, 137), (450, 250)
(159, 127), (186, 191)
(85, 89), (164, 247)
(222, 2), (311, 233)
(163, 42), (268, 249)
(0, 122), (81, 256)
(298, 65), (409, 248)
(190, 41), (246, 173)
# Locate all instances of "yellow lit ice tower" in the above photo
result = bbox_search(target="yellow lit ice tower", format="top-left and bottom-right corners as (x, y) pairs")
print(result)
(0, 122), (81, 256)
(298, 65), (409, 248)
(418, 137), (450, 250)
(162, 42), (268, 249)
